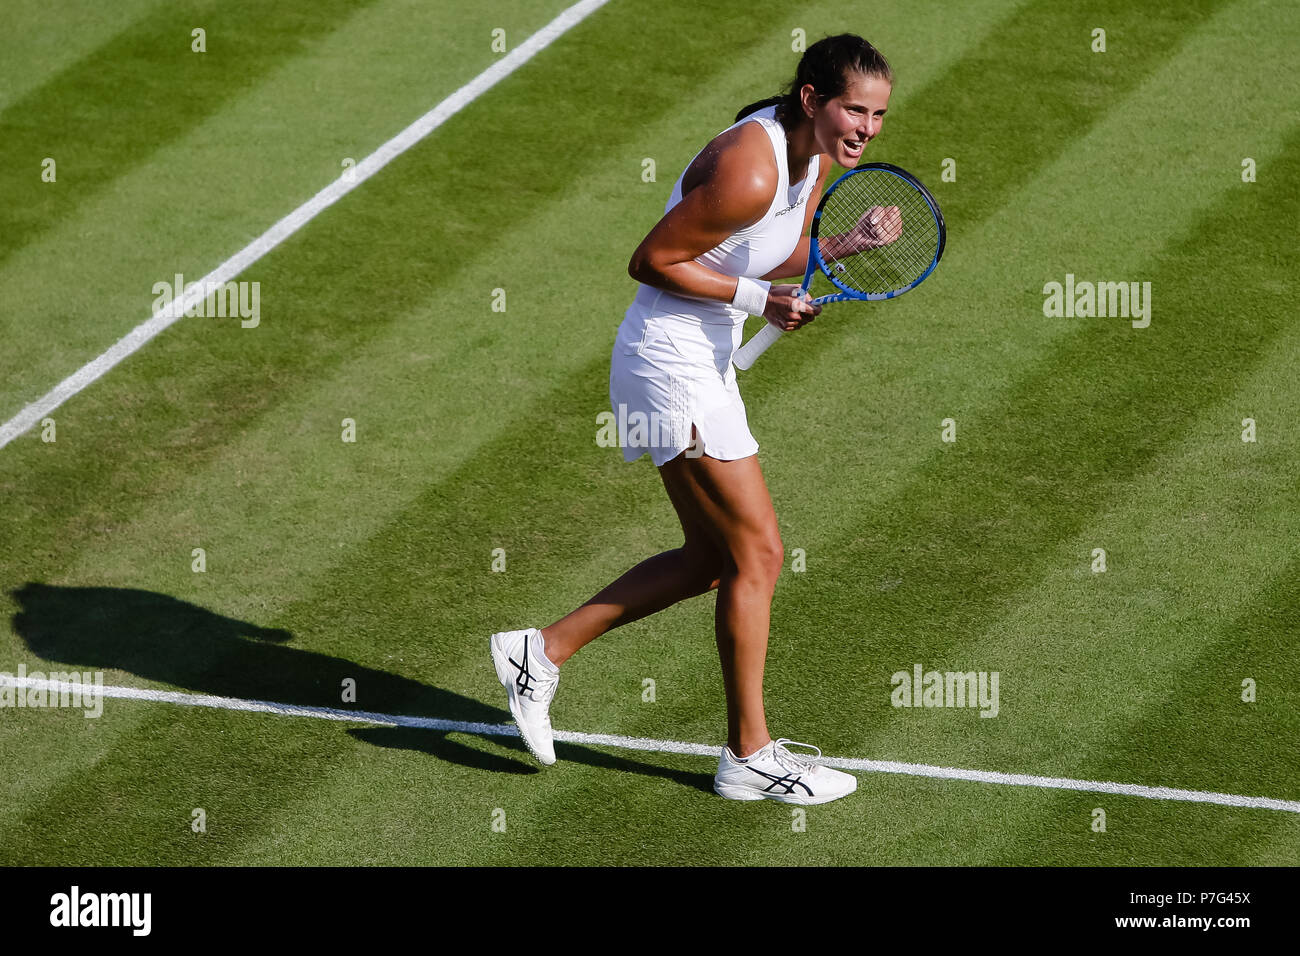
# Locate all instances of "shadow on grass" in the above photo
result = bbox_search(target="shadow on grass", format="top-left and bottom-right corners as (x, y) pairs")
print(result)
(8, 582), (712, 794)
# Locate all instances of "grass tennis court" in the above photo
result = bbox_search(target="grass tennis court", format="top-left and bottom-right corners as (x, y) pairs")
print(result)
(1, 0), (1297, 865)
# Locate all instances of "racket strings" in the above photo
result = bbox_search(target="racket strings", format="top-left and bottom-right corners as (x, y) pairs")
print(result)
(826, 181), (935, 289)
(829, 174), (938, 265)
(816, 171), (940, 296)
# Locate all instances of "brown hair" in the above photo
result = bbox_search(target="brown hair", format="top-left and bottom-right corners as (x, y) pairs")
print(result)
(735, 34), (893, 126)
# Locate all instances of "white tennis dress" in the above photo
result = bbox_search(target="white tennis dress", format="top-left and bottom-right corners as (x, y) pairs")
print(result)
(609, 105), (820, 466)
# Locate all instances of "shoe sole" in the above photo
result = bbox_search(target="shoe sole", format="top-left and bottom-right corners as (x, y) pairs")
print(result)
(490, 633), (556, 767)
(714, 775), (857, 805)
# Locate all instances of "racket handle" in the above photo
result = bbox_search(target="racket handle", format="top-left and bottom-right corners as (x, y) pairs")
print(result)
(733, 322), (785, 371)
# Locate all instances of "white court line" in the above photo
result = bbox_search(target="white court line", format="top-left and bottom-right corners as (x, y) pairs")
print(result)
(4, 674), (1298, 814)
(0, 0), (611, 451)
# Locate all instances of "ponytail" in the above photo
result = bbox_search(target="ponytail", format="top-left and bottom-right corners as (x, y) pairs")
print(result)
(734, 95), (787, 124)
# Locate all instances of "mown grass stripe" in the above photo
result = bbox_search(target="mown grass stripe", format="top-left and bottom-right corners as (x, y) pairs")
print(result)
(0, 0), (165, 113)
(0, 0), (612, 452)
(0, 0), (382, 271)
(991, 545), (1300, 864)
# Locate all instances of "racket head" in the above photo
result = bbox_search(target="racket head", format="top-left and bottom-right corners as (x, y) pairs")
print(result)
(808, 162), (945, 302)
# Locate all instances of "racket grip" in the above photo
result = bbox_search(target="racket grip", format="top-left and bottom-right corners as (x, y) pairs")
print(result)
(733, 321), (785, 370)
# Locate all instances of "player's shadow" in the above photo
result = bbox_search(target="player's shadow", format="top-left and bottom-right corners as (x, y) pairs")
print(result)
(8, 582), (712, 793)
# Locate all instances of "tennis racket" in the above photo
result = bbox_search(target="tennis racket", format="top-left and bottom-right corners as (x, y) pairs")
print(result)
(732, 162), (945, 370)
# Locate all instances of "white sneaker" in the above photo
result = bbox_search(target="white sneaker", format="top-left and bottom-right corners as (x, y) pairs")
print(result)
(490, 628), (559, 766)
(714, 738), (857, 805)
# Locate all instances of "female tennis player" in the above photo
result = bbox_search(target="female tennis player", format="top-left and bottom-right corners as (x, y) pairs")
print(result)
(492, 34), (893, 804)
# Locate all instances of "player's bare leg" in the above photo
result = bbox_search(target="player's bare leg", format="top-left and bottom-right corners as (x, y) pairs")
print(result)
(655, 444), (781, 758)
(540, 446), (727, 664)
(538, 429), (782, 759)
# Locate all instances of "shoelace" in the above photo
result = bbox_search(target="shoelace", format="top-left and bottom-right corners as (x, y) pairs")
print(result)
(770, 738), (823, 776)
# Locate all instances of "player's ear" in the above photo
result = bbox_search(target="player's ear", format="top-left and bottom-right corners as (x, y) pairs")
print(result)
(799, 83), (819, 119)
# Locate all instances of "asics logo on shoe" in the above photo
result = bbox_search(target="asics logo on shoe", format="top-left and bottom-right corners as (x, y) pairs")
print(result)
(509, 636), (537, 699)
(746, 767), (814, 797)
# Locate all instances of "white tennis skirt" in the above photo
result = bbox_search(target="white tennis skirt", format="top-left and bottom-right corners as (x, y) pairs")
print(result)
(608, 293), (760, 467)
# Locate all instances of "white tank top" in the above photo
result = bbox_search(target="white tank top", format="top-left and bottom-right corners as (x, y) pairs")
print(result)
(615, 105), (819, 369)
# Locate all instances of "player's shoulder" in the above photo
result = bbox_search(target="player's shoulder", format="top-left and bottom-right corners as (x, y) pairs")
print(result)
(692, 119), (777, 213)
(712, 119), (778, 184)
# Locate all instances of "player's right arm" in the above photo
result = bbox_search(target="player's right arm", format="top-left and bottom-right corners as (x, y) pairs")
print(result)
(627, 124), (819, 331)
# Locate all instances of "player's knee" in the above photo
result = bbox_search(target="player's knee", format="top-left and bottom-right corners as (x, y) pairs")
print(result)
(762, 533), (786, 583)
(736, 531), (784, 586)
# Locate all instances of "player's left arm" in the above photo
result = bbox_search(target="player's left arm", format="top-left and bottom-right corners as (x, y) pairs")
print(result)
(758, 155), (833, 282)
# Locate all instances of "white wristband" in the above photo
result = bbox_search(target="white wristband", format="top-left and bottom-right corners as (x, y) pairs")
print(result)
(730, 276), (771, 317)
